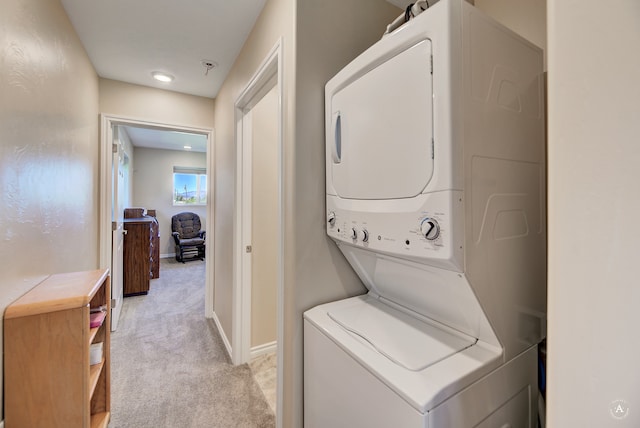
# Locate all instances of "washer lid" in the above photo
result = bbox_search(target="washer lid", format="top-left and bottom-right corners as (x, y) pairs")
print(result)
(328, 297), (475, 372)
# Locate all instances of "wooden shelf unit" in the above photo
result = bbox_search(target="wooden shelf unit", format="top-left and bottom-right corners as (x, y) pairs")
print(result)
(4, 269), (111, 428)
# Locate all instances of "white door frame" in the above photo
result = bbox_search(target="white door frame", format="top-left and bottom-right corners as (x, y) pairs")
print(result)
(232, 38), (284, 423)
(110, 126), (126, 331)
(99, 114), (215, 317)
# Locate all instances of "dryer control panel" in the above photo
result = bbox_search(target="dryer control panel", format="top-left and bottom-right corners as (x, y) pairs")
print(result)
(326, 191), (463, 272)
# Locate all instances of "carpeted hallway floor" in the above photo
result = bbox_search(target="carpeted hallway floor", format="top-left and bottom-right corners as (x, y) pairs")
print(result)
(109, 258), (275, 428)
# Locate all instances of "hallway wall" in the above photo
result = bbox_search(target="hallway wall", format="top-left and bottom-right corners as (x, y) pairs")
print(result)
(0, 0), (100, 420)
(99, 78), (215, 130)
(212, 0), (400, 426)
(212, 0), (295, 372)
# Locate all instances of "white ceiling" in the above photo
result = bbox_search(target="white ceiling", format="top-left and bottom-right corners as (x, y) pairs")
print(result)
(61, 0), (407, 100)
(61, 0), (267, 99)
(122, 126), (207, 153)
(61, 0), (405, 151)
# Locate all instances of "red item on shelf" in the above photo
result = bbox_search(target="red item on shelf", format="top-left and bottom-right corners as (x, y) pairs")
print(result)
(89, 311), (106, 328)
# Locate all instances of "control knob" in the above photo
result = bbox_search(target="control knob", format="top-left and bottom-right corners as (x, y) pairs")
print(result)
(327, 211), (336, 226)
(360, 229), (369, 243)
(351, 228), (358, 240)
(420, 218), (440, 240)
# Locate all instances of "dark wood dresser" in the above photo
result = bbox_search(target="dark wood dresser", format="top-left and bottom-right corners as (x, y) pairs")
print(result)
(123, 217), (153, 296)
(123, 208), (160, 297)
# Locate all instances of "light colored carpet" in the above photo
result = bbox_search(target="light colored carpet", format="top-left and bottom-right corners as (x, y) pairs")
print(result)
(249, 352), (277, 414)
(110, 258), (275, 428)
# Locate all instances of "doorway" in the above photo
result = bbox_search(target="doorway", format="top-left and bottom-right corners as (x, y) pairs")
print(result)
(99, 116), (214, 328)
(249, 85), (279, 354)
(233, 39), (284, 424)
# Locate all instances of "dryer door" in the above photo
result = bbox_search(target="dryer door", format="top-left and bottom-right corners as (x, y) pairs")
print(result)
(329, 39), (434, 200)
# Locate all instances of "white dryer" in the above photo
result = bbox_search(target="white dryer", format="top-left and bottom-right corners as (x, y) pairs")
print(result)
(304, 0), (546, 427)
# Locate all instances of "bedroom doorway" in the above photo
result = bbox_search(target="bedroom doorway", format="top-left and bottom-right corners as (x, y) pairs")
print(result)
(99, 116), (215, 323)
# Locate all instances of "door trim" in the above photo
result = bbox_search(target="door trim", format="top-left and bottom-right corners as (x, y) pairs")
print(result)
(110, 127), (126, 331)
(232, 38), (284, 426)
(99, 114), (215, 317)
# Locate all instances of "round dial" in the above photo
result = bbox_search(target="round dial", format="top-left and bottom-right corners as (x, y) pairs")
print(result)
(351, 228), (358, 240)
(360, 229), (369, 243)
(327, 211), (336, 226)
(420, 218), (440, 240)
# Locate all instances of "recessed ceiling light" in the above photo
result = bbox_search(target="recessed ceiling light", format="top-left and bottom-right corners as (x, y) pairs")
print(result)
(152, 71), (174, 83)
(183, 145), (192, 150)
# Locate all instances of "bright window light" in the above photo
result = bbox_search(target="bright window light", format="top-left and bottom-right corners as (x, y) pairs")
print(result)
(173, 167), (206, 205)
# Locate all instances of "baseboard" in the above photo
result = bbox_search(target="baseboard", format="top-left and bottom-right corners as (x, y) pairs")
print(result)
(250, 341), (277, 359)
(160, 253), (176, 259)
(211, 311), (233, 361)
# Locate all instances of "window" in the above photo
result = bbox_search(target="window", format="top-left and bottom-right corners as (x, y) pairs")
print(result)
(173, 167), (207, 205)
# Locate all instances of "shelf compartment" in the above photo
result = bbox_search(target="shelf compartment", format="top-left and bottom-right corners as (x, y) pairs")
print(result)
(89, 325), (100, 343)
(89, 359), (105, 399)
(90, 411), (110, 428)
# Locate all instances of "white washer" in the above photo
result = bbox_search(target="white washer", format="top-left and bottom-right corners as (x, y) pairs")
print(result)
(304, 0), (546, 427)
(305, 296), (537, 427)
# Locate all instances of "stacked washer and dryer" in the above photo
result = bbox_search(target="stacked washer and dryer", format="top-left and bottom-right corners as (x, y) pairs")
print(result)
(304, 0), (546, 427)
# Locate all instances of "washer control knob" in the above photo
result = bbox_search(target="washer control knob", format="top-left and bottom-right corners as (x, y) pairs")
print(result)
(420, 218), (440, 240)
(351, 228), (358, 240)
(327, 211), (336, 226)
(360, 229), (369, 243)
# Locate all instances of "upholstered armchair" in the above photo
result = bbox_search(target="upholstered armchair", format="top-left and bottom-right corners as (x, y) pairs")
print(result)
(171, 212), (205, 263)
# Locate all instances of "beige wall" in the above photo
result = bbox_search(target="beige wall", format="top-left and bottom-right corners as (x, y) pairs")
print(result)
(212, 0), (399, 425)
(547, 1), (640, 426)
(289, 1), (401, 425)
(0, 0), (100, 420)
(212, 0), (294, 370)
(99, 78), (215, 130)
(132, 147), (207, 256)
(251, 85), (279, 348)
